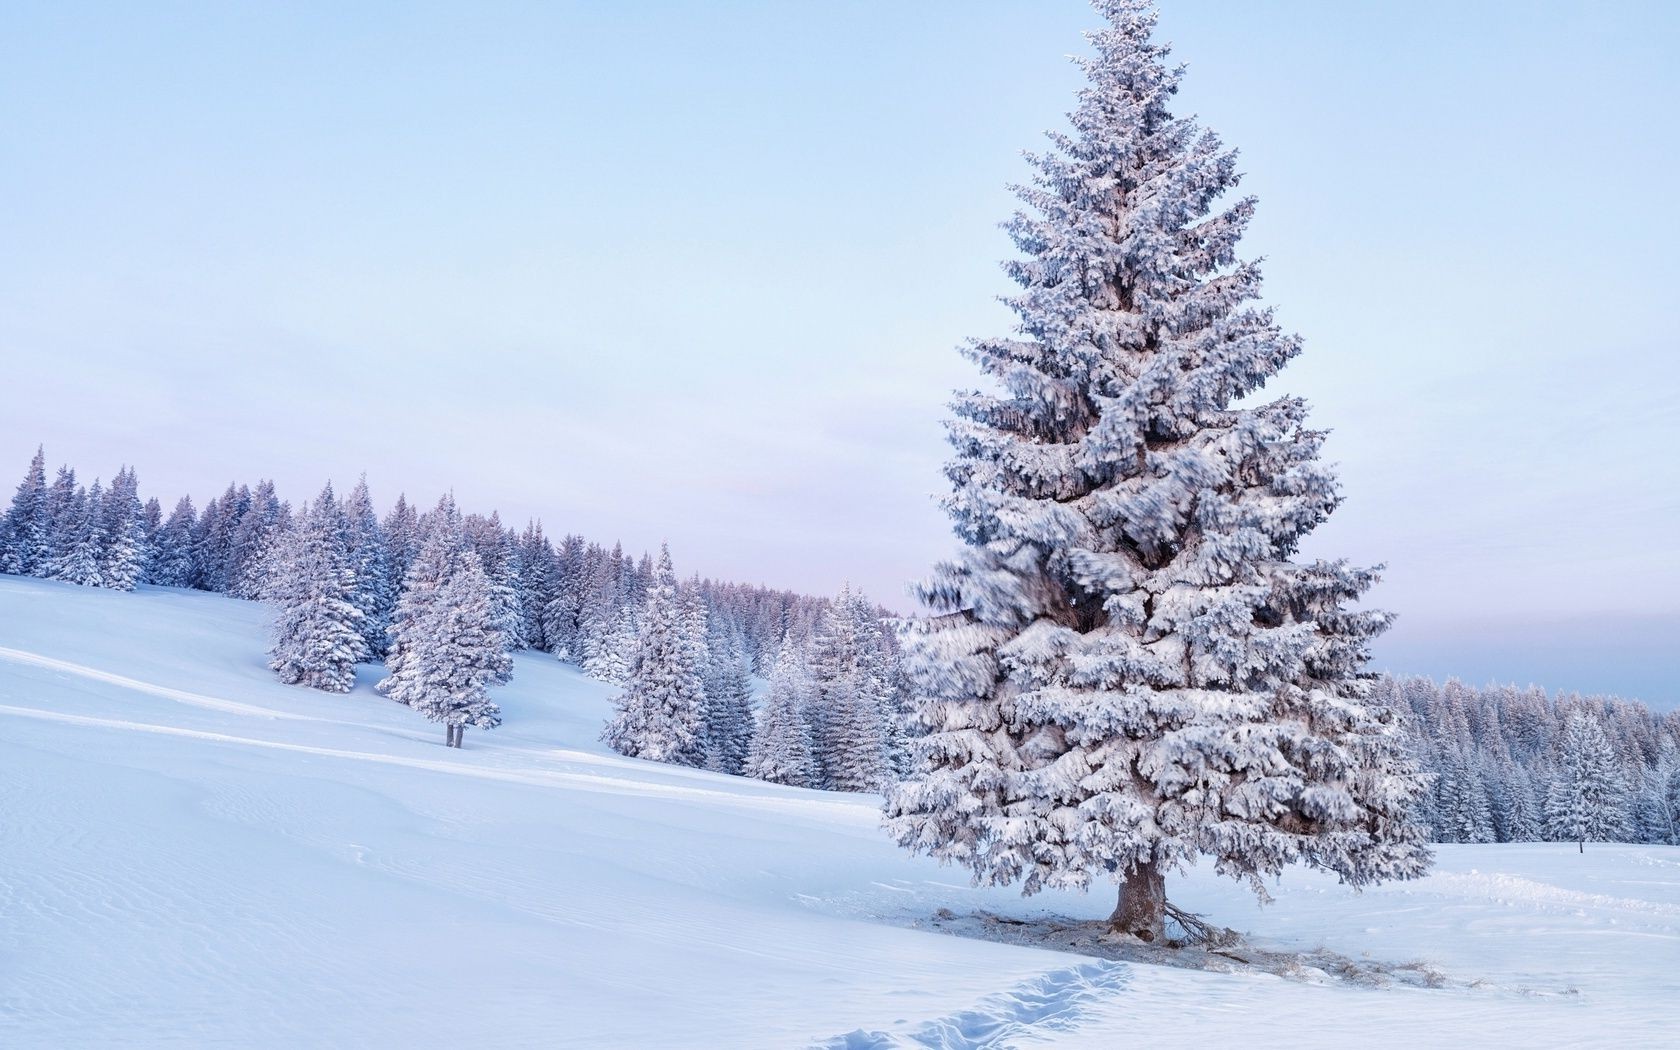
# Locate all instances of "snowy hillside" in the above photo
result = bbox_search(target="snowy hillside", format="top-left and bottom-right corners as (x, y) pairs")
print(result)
(3, 575), (1677, 1048)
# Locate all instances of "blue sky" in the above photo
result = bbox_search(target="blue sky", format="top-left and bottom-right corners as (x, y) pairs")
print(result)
(2, 1), (1676, 706)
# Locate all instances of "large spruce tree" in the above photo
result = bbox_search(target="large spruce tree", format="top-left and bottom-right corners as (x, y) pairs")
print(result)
(885, 0), (1430, 940)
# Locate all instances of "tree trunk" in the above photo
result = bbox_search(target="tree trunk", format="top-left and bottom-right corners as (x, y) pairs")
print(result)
(445, 724), (456, 748)
(1108, 859), (1166, 942)
(1579, 838), (1584, 854)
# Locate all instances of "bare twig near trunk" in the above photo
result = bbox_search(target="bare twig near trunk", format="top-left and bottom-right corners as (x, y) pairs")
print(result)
(1108, 859), (1166, 942)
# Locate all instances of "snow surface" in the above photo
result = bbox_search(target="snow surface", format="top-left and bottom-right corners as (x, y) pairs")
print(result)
(2, 575), (1677, 1048)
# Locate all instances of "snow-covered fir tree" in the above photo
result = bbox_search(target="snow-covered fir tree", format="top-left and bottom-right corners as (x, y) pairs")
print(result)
(745, 634), (817, 787)
(96, 467), (147, 591)
(703, 626), (756, 775)
(1, 446), (49, 576)
(882, 0), (1431, 941)
(516, 521), (556, 651)
(342, 475), (395, 659)
(379, 496), (509, 747)
(229, 480), (284, 600)
(808, 586), (897, 793)
(49, 481), (104, 587)
(1545, 711), (1628, 852)
(542, 534), (587, 661)
(589, 604), (638, 685)
(145, 496), (197, 587)
(381, 493), (422, 589)
(601, 546), (707, 766)
(268, 484), (365, 693)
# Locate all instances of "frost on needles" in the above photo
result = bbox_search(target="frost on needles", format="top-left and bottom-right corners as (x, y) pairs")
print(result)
(883, 0), (1432, 942)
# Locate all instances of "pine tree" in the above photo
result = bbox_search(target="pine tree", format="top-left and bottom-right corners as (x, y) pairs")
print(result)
(343, 476), (395, 659)
(883, 0), (1431, 941)
(380, 548), (508, 747)
(2, 446), (49, 576)
(382, 493), (422, 588)
(146, 496), (198, 587)
(516, 521), (556, 651)
(809, 587), (896, 792)
(602, 546), (706, 766)
(49, 482), (104, 587)
(382, 495), (465, 684)
(704, 626), (756, 775)
(97, 467), (147, 591)
(268, 485), (365, 693)
(543, 534), (587, 661)
(379, 497), (509, 747)
(745, 634), (817, 787)
(229, 480), (283, 599)
(1545, 711), (1629, 852)
(591, 605), (638, 685)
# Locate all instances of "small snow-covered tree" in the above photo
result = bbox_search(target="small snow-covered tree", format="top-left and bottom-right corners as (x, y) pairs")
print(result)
(229, 480), (283, 599)
(602, 546), (706, 766)
(704, 629), (756, 775)
(2, 446), (49, 576)
(97, 466), (146, 591)
(381, 547), (508, 747)
(745, 635), (817, 787)
(49, 482), (104, 587)
(145, 496), (198, 587)
(1545, 711), (1629, 852)
(342, 475), (395, 659)
(268, 485), (365, 693)
(883, 0), (1431, 941)
(380, 497), (509, 747)
(809, 587), (896, 792)
(590, 605), (639, 685)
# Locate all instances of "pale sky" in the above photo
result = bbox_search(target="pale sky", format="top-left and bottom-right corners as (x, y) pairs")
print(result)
(2, 2), (1676, 706)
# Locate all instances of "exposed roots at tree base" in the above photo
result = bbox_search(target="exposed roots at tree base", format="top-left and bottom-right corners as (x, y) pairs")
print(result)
(1162, 902), (1238, 950)
(915, 907), (1483, 991)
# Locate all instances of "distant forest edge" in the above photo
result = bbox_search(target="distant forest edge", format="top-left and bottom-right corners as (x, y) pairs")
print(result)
(0, 444), (1675, 845)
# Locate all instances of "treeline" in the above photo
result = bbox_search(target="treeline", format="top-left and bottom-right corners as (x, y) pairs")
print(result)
(0, 446), (832, 669)
(0, 445), (907, 779)
(1380, 676), (1680, 846)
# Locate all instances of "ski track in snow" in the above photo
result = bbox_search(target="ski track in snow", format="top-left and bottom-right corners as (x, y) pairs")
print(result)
(0, 646), (304, 721)
(0, 700), (874, 822)
(818, 961), (1131, 1049)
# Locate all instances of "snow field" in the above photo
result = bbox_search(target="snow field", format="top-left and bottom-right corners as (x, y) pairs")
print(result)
(2, 576), (1677, 1048)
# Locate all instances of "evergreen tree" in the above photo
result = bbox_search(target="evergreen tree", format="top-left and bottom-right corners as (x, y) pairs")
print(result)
(883, 0), (1430, 941)
(704, 641), (756, 775)
(268, 485), (365, 693)
(809, 587), (896, 792)
(382, 495), (464, 682)
(543, 534), (587, 661)
(745, 634), (817, 787)
(382, 493), (422, 588)
(380, 547), (508, 747)
(343, 476), (395, 659)
(192, 483), (249, 592)
(1545, 711), (1629, 851)
(517, 521), (556, 651)
(229, 480), (283, 599)
(2, 446), (49, 576)
(146, 496), (198, 587)
(590, 605), (638, 685)
(97, 466), (147, 591)
(49, 482), (104, 587)
(601, 546), (706, 766)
